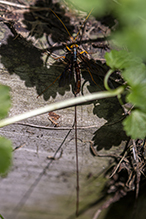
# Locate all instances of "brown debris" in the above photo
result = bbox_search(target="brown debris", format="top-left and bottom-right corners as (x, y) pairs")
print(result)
(90, 138), (146, 219)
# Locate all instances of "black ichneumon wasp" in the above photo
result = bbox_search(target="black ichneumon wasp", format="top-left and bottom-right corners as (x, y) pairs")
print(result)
(38, 8), (106, 98)
(38, 7), (107, 217)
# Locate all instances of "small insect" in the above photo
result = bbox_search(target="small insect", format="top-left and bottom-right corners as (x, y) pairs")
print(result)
(48, 111), (60, 126)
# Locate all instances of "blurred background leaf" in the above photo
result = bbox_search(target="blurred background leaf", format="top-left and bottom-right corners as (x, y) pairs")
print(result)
(0, 84), (11, 120)
(66, 0), (108, 15)
(0, 137), (12, 175)
(112, 0), (146, 59)
(0, 84), (12, 175)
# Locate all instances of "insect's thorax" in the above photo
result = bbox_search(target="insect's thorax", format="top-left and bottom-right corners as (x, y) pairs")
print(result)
(73, 45), (77, 62)
(69, 43), (79, 62)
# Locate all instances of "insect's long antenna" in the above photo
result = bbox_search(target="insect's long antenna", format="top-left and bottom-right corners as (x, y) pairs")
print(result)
(49, 8), (93, 43)
(49, 8), (73, 40)
(74, 8), (93, 41)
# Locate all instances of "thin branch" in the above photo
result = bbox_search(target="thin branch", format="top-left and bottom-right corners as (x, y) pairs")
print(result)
(0, 0), (28, 8)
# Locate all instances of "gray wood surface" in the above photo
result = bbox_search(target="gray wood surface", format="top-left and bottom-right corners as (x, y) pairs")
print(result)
(0, 3), (127, 219)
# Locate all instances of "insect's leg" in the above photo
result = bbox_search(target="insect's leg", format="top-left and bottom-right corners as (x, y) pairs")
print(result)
(37, 73), (62, 98)
(50, 54), (66, 60)
(65, 45), (71, 52)
(79, 47), (91, 60)
(79, 50), (88, 55)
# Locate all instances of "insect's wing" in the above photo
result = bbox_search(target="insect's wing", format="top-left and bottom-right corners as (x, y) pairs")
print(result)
(78, 52), (109, 91)
(59, 61), (74, 87)
(78, 52), (107, 77)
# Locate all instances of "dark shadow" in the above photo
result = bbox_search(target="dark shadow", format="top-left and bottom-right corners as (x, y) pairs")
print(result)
(92, 121), (127, 151)
(0, 34), (71, 100)
(103, 180), (146, 219)
(96, 14), (117, 29)
(91, 96), (128, 150)
(23, 0), (74, 43)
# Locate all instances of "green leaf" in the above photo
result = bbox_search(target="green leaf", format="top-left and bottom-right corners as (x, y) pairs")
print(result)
(112, 0), (146, 59)
(126, 83), (146, 110)
(116, 0), (146, 25)
(66, 0), (107, 15)
(0, 214), (5, 219)
(105, 50), (141, 70)
(123, 109), (146, 139)
(0, 137), (12, 175)
(122, 63), (146, 87)
(113, 26), (146, 59)
(0, 84), (11, 119)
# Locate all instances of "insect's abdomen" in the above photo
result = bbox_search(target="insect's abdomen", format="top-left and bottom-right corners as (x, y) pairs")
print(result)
(74, 62), (81, 95)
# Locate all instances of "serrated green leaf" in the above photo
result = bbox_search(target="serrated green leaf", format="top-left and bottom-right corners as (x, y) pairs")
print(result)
(123, 109), (146, 139)
(0, 137), (12, 175)
(122, 63), (146, 86)
(126, 83), (146, 110)
(105, 50), (140, 70)
(0, 84), (11, 119)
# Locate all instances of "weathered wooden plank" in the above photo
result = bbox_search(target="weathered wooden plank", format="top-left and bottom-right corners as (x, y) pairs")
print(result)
(0, 2), (127, 219)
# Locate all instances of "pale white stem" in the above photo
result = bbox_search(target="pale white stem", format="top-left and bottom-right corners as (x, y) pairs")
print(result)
(0, 86), (124, 127)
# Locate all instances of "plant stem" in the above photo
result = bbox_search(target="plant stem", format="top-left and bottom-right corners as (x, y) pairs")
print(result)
(0, 86), (124, 128)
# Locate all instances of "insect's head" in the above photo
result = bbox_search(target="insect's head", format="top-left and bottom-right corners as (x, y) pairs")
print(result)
(65, 43), (78, 53)
(70, 44), (78, 49)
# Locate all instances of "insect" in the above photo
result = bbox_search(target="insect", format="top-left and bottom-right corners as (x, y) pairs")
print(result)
(38, 8), (105, 98)
(37, 8), (106, 217)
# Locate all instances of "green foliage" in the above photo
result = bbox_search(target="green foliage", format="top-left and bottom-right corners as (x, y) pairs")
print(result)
(65, 0), (108, 15)
(0, 85), (11, 119)
(105, 49), (146, 139)
(104, 2), (146, 138)
(105, 50), (142, 70)
(113, 0), (146, 59)
(0, 137), (12, 176)
(0, 84), (12, 175)
(0, 214), (5, 219)
(123, 110), (146, 139)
